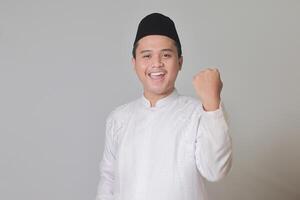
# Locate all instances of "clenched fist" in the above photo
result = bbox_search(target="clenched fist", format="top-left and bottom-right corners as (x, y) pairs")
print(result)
(193, 68), (223, 111)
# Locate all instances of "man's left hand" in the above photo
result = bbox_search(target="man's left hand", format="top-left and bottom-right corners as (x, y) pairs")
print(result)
(192, 68), (223, 111)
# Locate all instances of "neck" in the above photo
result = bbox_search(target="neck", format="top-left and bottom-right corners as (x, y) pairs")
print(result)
(144, 87), (175, 107)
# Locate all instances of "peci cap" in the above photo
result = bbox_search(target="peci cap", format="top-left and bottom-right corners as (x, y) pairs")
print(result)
(133, 13), (181, 51)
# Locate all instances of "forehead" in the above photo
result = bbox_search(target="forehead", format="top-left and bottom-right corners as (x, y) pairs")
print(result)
(136, 35), (177, 51)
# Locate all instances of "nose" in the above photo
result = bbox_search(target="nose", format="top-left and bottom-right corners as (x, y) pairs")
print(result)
(151, 54), (163, 68)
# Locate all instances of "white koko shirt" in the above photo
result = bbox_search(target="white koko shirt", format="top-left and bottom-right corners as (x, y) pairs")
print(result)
(96, 88), (232, 200)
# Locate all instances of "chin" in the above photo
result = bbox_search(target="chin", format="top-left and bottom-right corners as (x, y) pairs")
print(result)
(146, 86), (172, 96)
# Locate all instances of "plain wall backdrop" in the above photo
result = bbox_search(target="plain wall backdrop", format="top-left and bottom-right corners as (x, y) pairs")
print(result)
(1, 0), (299, 199)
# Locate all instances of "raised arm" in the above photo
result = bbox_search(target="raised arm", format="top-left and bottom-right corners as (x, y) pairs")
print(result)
(192, 67), (232, 181)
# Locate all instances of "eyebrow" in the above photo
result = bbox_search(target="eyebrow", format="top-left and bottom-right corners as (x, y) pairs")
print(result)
(139, 48), (174, 54)
(140, 50), (152, 54)
(161, 48), (174, 53)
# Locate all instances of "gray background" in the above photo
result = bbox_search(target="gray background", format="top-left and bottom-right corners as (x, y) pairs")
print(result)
(1, 0), (299, 200)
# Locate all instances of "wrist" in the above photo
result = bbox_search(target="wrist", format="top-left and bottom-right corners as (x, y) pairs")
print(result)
(201, 99), (220, 111)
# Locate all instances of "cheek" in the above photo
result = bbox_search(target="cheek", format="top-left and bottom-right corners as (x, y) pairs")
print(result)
(168, 71), (179, 82)
(166, 62), (180, 77)
(135, 63), (148, 78)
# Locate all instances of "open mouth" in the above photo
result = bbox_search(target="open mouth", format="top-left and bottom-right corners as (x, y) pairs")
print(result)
(148, 71), (166, 80)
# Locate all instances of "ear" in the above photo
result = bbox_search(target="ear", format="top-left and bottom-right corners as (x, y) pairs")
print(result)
(178, 56), (183, 71)
(132, 57), (136, 72)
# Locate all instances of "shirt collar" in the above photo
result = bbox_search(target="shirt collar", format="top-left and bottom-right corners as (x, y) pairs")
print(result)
(141, 88), (179, 108)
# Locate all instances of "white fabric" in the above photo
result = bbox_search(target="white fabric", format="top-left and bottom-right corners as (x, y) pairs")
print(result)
(96, 88), (232, 200)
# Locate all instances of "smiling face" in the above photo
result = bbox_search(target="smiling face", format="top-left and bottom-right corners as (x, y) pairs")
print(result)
(132, 35), (183, 103)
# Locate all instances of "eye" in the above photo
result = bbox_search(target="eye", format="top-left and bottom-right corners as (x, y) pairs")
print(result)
(142, 54), (151, 58)
(163, 53), (172, 58)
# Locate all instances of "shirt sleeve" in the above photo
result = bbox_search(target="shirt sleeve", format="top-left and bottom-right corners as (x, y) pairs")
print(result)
(95, 115), (118, 200)
(194, 101), (233, 182)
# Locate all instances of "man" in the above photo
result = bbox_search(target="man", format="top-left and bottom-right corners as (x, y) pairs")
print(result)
(96, 13), (232, 200)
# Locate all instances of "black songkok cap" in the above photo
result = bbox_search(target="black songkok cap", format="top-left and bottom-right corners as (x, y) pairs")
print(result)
(133, 13), (181, 49)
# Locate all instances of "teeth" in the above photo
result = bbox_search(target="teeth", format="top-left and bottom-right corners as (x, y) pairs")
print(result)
(150, 72), (165, 76)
